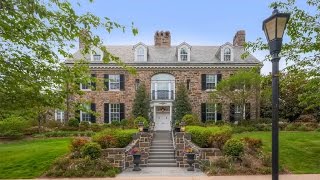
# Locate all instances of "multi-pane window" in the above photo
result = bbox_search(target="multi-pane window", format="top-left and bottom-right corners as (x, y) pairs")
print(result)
(135, 79), (140, 90)
(55, 110), (64, 122)
(80, 83), (90, 90)
(110, 104), (120, 122)
(137, 47), (144, 61)
(81, 104), (91, 122)
(206, 75), (216, 90)
(206, 104), (216, 121)
(224, 48), (231, 61)
(109, 75), (120, 90)
(235, 105), (242, 113)
(93, 54), (101, 61)
(180, 48), (188, 61)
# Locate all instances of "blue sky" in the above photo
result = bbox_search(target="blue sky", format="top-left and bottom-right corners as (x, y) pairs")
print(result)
(74, 0), (289, 74)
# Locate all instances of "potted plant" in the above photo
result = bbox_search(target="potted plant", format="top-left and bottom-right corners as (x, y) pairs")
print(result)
(185, 147), (195, 171)
(130, 147), (141, 171)
(174, 121), (181, 132)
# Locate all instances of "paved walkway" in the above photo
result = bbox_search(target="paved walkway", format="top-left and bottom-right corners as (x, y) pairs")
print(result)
(118, 167), (205, 177)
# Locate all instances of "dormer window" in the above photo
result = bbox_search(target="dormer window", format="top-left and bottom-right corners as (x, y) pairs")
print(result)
(91, 47), (103, 61)
(180, 48), (188, 61)
(134, 43), (148, 62)
(137, 47), (145, 61)
(224, 48), (231, 61)
(93, 54), (101, 61)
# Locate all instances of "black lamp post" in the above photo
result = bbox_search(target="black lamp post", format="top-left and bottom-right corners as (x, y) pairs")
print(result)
(262, 7), (290, 180)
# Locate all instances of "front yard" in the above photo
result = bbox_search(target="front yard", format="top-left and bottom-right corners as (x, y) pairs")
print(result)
(234, 131), (320, 174)
(0, 138), (71, 179)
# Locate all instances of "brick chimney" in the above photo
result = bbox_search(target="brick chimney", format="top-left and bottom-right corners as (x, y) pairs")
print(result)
(79, 29), (89, 49)
(233, 30), (246, 46)
(154, 31), (171, 47)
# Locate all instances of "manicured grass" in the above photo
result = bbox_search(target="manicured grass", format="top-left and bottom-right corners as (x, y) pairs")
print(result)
(0, 138), (71, 179)
(234, 131), (320, 174)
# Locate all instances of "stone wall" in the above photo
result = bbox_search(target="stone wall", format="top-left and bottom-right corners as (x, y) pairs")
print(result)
(174, 132), (222, 168)
(101, 130), (153, 170)
(73, 67), (259, 123)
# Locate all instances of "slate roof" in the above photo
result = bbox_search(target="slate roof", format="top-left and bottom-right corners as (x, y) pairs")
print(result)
(66, 44), (261, 65)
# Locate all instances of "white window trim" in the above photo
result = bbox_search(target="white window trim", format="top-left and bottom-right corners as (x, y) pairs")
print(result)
(220, 46), (234, 62)
(90, 48), (103, 61)
(134, 45), (147, 62)
(109, 104), (120, 123)
(80, 83), (91, 91)
(80, 104), (91, 122)
(205, 74), (218, 90)
(206, 103), (218, 122)
(55, 110), (64, 122)
(178, 45), (191, 62)
(108, 74), (120, 91)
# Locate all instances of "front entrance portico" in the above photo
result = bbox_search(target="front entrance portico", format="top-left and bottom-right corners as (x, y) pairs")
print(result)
(151, 102), (172, 131)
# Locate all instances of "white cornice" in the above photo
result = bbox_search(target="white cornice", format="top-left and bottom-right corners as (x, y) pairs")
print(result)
(87, 65), (260, 69)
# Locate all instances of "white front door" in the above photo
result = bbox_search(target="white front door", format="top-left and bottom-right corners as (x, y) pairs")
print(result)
(155, 112), (171, 131)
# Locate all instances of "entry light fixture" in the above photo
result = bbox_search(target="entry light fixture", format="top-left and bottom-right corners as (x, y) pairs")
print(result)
(180, 121), (186, 132)
(138, 121), (144, 132)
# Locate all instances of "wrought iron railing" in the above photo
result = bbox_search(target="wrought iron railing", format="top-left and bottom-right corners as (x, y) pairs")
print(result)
(152, 90), (174, 100)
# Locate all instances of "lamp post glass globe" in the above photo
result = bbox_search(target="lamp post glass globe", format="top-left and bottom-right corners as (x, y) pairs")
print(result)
(138, 121), (144, 132)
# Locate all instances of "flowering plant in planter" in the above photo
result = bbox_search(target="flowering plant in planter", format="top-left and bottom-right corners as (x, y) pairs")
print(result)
(129, 147), (141, 155)
(184, 147), (195, 154)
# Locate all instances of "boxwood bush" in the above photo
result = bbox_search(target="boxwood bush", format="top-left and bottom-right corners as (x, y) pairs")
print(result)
(92, 129), (138, 148)
(223, 138), (244, 157)
(0, 116), (29, 138)
(186, 125), (232, 148)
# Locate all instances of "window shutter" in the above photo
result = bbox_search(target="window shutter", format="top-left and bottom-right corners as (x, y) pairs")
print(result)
(120, 74), (125, 90)
(104, 74), (109, 91)
(91, 74), (96, 90)
(245, 103), (251, 120)
(120, 103), (125, 120)
(90, 103), (96, 123)
(201, 74), (206, 90)
(230, 103), (235, 122)
(104, 103), (109, 123)
(217, 103), (222, 121)
(75, 105), (80, 122)
(201, 103), (206, 122)
(217, 74), (222, 84)
(187, 79), (190, 90)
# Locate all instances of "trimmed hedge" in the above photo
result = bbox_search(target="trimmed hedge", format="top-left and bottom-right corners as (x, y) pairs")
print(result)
(92, 129), (138, 148)
(186, 125), (232, 148)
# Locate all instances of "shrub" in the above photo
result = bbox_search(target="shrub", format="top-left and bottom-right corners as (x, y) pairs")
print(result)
(241, 137), (263, 151)
(92, 129), (138, 148)
(231, 126), (256, 133)
(223, 138), (244, 157)
(205, 120), (216, 125)
(186, 125), (232, 148)
(46, 157), (120, 177)
(71, 137), (90, 152)
(111, 120), (121, 127)
(0, 116), (29, 138)
(43, 120), (62, 129)
(296, 114), (317, 123)
(134, 116), (149, 127)
(91, 123), (103, 132)
(120, 119), (128, 127)
(81, 142), (102, 159)
(68, 118), (79, 128)
(79, 121), (90, 131)
(182, 114), (200, 125)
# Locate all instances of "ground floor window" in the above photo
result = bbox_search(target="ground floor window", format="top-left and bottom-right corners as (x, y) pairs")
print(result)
(55, 110), (64, 122)
(80, 104), (91, 122)
(201, 103), (221, 122)
(206, 104), (216, 121)
(110, 104), (120, 122)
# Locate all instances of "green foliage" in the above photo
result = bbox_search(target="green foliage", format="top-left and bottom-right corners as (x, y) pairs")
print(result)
(223, 139), (244, 157)
(241, 137), (263, 151)
(111, 120), (121, 127)
(38, 131), (94, 138)
(68, 118), (79, 128)
(92, 129), (137, 148)
(90, 123), (103, 132)
(186, 125), (232, 148)
(132, 84), (149, 119)
(70, 137), (90, 152)
(0, 116), (29, 138)
(173, 83), (192, 123)
(81, 143), (102, 159)
(134, 116), (149, 127)
(79, 121), (90, 131)
(182, 114), (200, 125)
(46, 157), (120, 177)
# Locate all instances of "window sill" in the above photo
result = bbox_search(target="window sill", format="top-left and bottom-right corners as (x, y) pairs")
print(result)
(108, 89), (121, 92)
(81, 89), (92, 91)
(205, 89), (217, 92)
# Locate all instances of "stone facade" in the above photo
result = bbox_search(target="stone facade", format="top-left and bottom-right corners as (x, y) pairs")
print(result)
(174, 132), (222, 168)
(74, 67), (259, 123)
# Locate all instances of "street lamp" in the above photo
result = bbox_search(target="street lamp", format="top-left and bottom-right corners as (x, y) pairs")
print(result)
(138, 121), (144, 132)
(262, 6), (290, 180)
(180, 121), (186, 132)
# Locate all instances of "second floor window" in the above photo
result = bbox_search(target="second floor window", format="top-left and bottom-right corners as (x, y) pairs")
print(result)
(206, 74), (216, 90)
(80, 83), (90, 90)
(109, 75), (120, 90)
(180, 48), (188, 61)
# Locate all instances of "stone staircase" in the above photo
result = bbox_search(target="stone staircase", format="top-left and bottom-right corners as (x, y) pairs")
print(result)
(148, 131), (176, 167)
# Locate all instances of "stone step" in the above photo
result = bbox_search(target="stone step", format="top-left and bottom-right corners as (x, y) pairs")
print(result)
(147, 163), (177, 167)
(149, 155), (175, 159)
(152, 140), (173, 143)
(149, 152), (175, 156)
(150, 149), (174, 153)
(150, 146), (173, 149)
(148, 159), (176, 163)
(152, 142), (173, 146)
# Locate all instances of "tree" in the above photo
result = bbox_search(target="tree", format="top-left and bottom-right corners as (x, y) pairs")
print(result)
(0, 0), (137, 120)
(173, 83), (192, 123)
(132, 84), (150, 120)
(211, 70), (261, 121)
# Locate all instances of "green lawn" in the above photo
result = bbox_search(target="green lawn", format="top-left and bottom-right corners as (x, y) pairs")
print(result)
(0, 138), (71, 179)
(234, 131), (320, 174)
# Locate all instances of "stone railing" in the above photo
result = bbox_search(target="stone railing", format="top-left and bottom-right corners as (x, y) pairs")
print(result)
(174, 132), (222, 169)
(101, 129), (153, 170)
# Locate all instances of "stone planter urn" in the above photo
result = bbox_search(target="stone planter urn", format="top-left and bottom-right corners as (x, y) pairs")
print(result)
(132, 154), (141, 171)
(143, 128), (149, 132)
(186, 153), (195, 171)
(174, 127), (181, 132)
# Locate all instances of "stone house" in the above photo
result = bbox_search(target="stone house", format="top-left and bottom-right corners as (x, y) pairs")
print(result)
(63, 30), (261, 130)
